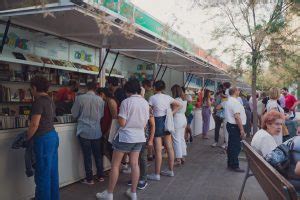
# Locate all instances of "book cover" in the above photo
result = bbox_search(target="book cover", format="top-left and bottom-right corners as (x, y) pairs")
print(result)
(13, 52), (26, 60)
(25, 54), (42, 63)
(10, 88), (20, 102)
(41, 57), (54, 65)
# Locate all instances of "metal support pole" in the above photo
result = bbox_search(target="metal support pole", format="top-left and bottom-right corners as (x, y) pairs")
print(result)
(160, 66), (167, 80)
(0, 18), (11, 54)
(153, 64), (162, 82)
(108, 52), (119, 77)
(184, 73), (191, 87)
(186, 74), (194, 88)
(97, 49), (110, 78)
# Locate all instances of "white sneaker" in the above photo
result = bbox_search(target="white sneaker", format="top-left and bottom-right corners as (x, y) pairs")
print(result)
(221, 143), (227, 149)
(211, 142), (217, 147)
(96, 190), (113, 200)
(121, 163), (129, 170)
(161, 170), (174, 177)
(125, 188), (137, 200)
(122, 167), (132, 174)
(147, 173), (160, 181)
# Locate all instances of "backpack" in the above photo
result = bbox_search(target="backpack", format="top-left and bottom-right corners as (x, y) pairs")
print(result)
(265, 144), (290, 176)
(265, 136), (300, 191)
(285, 136), (300, 191)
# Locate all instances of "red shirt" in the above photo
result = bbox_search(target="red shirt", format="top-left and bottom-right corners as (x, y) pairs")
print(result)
(285, 94), (297, 110)
(55, 87), (75, 102)
(101, 103), (112, 135)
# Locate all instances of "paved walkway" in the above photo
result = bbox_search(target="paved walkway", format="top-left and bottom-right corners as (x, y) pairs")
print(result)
(60, 130), (267, 200)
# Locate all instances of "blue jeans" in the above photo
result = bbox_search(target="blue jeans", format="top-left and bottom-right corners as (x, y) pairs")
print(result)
(33, 130), (59, 200)
(226, 123), (241, 169)
(78, 136), (104, 181)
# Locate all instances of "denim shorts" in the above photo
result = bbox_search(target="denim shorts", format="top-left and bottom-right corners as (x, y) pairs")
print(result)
(186, 114), (193, 125)
(112, 135), (144, 153)
(154, 116), (170, 137)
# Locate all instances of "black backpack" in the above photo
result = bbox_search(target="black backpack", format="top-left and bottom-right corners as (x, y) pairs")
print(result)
(265, 144), (290, 176)
(265, 136), (300, 191)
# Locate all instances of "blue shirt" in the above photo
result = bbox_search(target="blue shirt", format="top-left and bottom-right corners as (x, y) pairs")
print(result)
(214, 94), (224, 118)
(71, 91), (105, 139)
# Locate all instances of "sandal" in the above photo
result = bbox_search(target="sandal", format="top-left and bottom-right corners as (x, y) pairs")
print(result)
(181, 158), (185, 165)
(174, 160), (182, 166)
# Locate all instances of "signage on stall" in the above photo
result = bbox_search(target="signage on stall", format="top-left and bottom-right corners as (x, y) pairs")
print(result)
(0, 25), (98, 65)
(0, 24), (34, 54)
(0, 32), (29, 50)
(34, 37), (69, 60)
(74, 50), (93, 63)
(70, 44), (96, 65)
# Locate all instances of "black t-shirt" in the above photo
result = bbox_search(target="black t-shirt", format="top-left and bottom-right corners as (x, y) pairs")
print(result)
(31, 95), (55, 136)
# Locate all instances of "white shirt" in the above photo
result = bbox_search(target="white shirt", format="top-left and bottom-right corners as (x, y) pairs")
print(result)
(174, 98), (187, 129)
(149, 93), (175, 117)
(225, 89), (229, 97)
(225, 96), (246, 125)
(118, 95), (149, 143)
(237, 97), (244, 106)
(249, 97), (253, 112)
(266, 99), (284, 113)
(251, 129), (279, 157)
(257, 100), (264, 116)
(279, 95), (286, 108)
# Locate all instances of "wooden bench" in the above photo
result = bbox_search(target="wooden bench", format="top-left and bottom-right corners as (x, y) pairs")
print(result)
(238, 140), (298, 200)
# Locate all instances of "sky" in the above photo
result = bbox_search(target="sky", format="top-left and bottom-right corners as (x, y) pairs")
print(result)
(130, 0), (238, 65)
(130, 0), (274, 67)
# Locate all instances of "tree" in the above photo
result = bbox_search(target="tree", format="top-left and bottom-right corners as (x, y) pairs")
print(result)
(191, 0), (299, 133)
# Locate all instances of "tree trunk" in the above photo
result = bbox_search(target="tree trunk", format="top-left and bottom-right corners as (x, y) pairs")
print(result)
(251, 53), (258, 134)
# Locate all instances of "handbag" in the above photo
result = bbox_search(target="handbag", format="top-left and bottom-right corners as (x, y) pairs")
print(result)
(165, 108), (175, 134)
(108, 119), (120, 144)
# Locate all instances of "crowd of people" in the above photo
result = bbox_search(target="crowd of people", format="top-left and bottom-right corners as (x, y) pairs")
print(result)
(25, 75), (300, 200)
(212, 83), (299, 172)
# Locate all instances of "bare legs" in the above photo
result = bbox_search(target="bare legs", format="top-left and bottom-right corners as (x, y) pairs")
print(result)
(107, 150), (140, 193)
(154, 134), (174, 174)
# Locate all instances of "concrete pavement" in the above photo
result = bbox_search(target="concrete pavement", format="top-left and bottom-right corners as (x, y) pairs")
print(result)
(60, 130), (267, 200)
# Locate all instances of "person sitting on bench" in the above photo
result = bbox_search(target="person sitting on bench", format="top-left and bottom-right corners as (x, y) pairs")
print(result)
(251, 110), (284, 157)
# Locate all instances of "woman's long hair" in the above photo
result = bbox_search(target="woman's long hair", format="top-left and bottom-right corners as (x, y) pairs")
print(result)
(171, 84), (184, 99)
(202, 89), (211, 104)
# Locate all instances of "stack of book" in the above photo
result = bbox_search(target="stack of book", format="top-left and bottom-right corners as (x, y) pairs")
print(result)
(0, 115), (29, 129)
(0, 63), (10, 81)
(0, 85), (11, 102)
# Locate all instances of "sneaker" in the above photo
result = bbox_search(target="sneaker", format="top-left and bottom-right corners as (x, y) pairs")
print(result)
(161, 170), (174, 177)
(81, 179), (94, 185)
(121, 163), (129, 170)
(211, 142), (217, 147)
(147, 173), (160, 181)
(127, 180), (132, 186)
(127, 180), (148, 190)
(125, 188), (137, 200)
(221, 143), (227, 149)
(137, 181), (148, 190)
(122, 167), (132, 174)
(96, 190), (113, 200)
(95, 176), (105, 182)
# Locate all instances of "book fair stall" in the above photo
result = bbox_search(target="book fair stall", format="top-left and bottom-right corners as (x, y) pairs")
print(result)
(0, 1), (230, 199)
